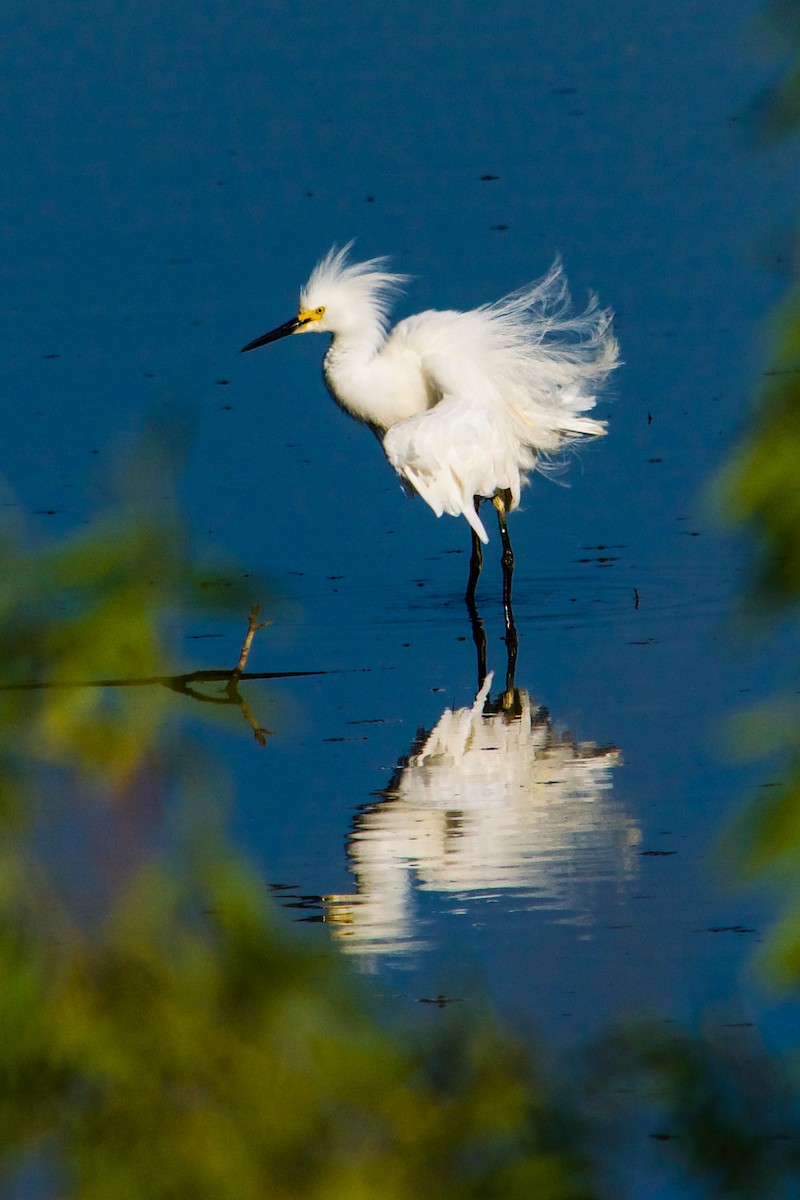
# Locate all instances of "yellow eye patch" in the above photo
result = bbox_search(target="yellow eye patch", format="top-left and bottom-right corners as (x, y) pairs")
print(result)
(298, 306), (326, 324)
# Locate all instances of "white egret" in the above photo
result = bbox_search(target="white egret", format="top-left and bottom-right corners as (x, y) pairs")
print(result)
(241, 245), (618, 621)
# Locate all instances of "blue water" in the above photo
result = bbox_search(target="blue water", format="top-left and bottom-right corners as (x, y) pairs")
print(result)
(2, 1), (800, 1190)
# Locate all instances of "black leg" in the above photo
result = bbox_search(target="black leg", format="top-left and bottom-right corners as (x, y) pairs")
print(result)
(492, 494), (518, 676)
(466, 597), (488, 690)
(502, 618), (518, 710)
(465, 496), (483, 604)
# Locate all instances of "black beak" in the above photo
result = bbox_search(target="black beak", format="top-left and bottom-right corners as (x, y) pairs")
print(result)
(240, 315), (305, 353)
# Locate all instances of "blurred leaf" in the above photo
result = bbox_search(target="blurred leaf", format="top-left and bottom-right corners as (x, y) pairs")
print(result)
(0, 435), (273, 792)
(582, 1021), (800, 1199)
(719, 1), (800, 998)
(748, 0), (800, 143)
(720, 321), (800, 608)
(0, 836), (598, 1200)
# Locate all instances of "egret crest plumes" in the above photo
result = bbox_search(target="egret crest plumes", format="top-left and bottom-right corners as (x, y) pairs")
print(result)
(298, 244), (408, 346)
(241, 245), (618, 625)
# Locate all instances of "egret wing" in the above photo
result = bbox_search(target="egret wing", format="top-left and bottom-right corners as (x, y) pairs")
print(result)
(381, 261), (618, 541)
(382, 352), (533, 543)
(385, 260), (616, 453)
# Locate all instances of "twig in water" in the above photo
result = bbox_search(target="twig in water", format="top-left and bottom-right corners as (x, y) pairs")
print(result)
(229, 604), (271, 681)
(223, 605), (272, 744)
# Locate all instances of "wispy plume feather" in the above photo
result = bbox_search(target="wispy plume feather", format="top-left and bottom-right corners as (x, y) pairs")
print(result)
(300, 243), (409, 337)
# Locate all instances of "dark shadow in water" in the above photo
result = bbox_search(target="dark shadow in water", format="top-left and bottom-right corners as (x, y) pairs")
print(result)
(466, 591), (516, 699)
(0, 665), (327, 746)
(0, 606), (329, 747)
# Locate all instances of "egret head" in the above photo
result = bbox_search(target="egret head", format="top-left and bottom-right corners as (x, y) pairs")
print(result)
(241, 243), (408, 353)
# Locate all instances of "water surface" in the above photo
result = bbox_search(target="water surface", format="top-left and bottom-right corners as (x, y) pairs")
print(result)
(2, 0), (798, 1109)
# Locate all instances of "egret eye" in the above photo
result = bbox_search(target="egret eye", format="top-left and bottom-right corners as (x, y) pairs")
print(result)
(315, 306), (325, 317)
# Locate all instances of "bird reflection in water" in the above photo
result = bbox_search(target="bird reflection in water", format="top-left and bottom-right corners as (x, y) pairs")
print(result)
(324, 606), (638, 956)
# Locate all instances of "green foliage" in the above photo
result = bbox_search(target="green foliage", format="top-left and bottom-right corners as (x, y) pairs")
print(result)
(751, 0), (800, 143)
(721, 2), (800, 608)
(0, 467), (263, 792)
(718, 0), (800, 996)
(0, 842), (595, 1200)
(721, 285), (800, 608)
(583, 1022), (800, 1200)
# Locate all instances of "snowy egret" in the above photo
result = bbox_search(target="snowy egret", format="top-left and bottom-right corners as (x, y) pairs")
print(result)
(241, 246), (617, 621)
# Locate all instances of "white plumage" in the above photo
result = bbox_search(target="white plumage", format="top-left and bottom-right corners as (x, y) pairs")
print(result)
(242, 244), (617, 596)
